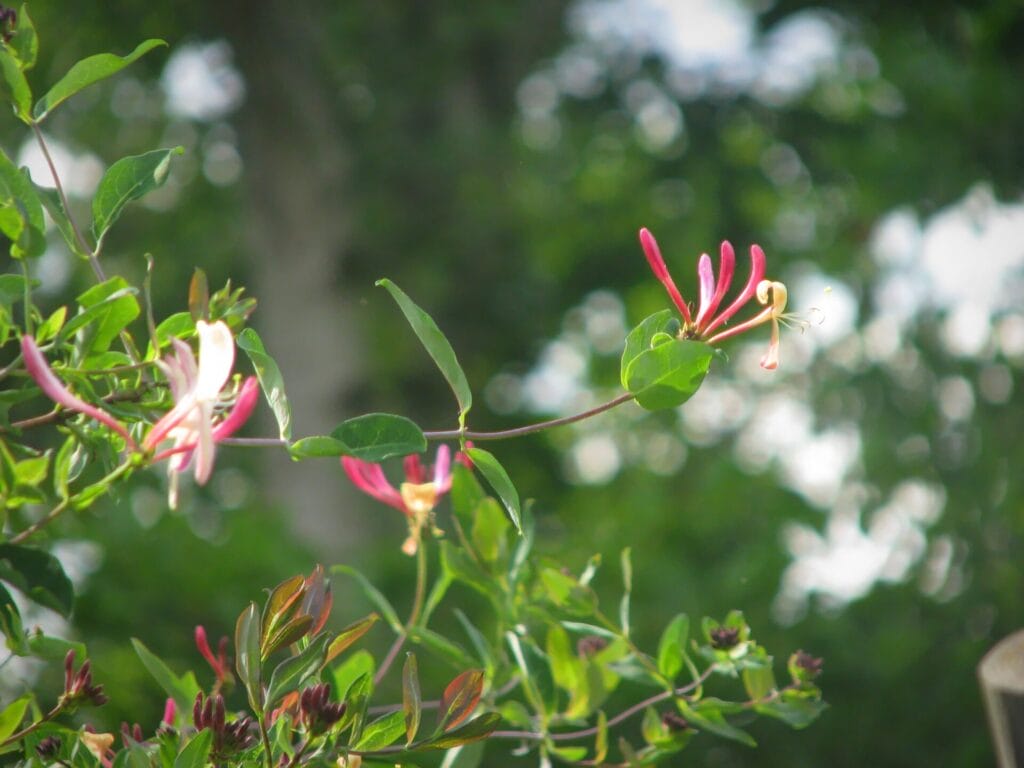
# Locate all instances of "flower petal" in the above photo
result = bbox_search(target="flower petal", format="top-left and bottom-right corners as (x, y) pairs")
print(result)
(701, 243), (766, 336)
(21, 335), (137, 449)
(433, 444), (452, 493)
(192, 401), (217, 485)
(639, 228), (693, 326)
(195, 320), (234, 400)
(342, 457), (407, 513)
(212, 377), (260, 441)
(696, 240), (736, 332)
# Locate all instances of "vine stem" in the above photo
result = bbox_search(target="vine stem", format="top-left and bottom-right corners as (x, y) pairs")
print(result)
(31, 123), (103, 281)
(373, 540), (428, 686)
(489, 666), (715, 744)
(423, 392), (635, 442)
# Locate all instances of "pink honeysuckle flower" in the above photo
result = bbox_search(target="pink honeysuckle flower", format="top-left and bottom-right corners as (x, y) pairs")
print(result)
(143, 320), (259, 506)
(639, 227), (789, 370)
(21, 335), (139, 450)
(342, 445), (455, 555)
(22, 321), (258, 504)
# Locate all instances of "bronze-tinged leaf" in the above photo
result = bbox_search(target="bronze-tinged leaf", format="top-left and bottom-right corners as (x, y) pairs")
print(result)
(262, 574), (306, 645)
(188, 268), (208, 322)
(325, 613), (380, 665)
(403, 653), (422, 746)
(261, 614), (314, 660)
(438, 669), (484, 733)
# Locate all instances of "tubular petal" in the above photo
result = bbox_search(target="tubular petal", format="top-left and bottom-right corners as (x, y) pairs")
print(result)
(195, 321), (235, 400)
(21, 335), (137, 449)
(342, 457), (406, 513)
(701, 244), (766, 336)
(696, 241), (736, 332)
(212, 377), (260, 440)
(639, 228), (693, 325)
(433, 444), (452, 492)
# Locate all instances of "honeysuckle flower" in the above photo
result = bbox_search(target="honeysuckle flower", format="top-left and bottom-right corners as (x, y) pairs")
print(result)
(342, 445), (456, 555)
(639, 227), (789, 370)
(21, 320), (259, 506)
(143, 320), (260, 506)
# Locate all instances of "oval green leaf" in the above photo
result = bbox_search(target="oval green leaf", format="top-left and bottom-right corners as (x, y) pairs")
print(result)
(332, 412), (426, 462)
(624, 339), (713, 411)
(91, 147), (183, 242)
(402, 652), (422, 746)
(237, 328), (292, 441)
(620, 309), (678, 388)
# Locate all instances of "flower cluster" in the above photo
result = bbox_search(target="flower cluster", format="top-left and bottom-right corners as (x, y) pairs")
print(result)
(21, 320), (259, 506)
(639, 227), (789, 369)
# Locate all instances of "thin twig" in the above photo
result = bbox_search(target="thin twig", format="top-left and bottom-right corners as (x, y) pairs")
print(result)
(423, 392), (635, 442)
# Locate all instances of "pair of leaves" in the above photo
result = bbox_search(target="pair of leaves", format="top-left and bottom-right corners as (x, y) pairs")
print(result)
(621, 310), (713, 410)
(289, 412), (425, 463)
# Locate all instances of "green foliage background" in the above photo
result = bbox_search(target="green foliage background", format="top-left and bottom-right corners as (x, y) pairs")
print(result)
(3, 1), (1022, 765)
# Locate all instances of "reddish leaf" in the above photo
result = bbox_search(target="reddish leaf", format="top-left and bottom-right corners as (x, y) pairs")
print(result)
(438, 669), (484, 733)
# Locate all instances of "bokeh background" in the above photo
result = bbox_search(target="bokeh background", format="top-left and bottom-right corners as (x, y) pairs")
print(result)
(4, 1), (1023, 765)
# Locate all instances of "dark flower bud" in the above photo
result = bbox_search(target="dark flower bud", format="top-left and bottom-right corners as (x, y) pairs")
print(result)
(709, 626), (740, 650)
(661, 711), (690, 732)
(576, 635), (608, 658)
(789, 650), (824, 681)
(193, 692), (258, 758)
(120, 722), (145, 748)
(35, 735), (61, 759)
(61, 653), (109, 708)
(299, 683), (346, 735)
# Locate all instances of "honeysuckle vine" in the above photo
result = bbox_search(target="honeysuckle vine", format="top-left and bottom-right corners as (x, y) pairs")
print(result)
(0, 8), (824, 768)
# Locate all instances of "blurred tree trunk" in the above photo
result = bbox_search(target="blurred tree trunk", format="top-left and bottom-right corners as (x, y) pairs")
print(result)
(214, 0), (364, 552)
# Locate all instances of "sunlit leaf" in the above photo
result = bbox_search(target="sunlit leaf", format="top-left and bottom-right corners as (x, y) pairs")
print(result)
(235, 602), (262, 711)
(11, 6), (37, 70)
(325, 613), (379, 665)
(438, 669), (484, 733)
(376, 278), (472, 425)
(265, 634), (329, 707)
(237, 328), (291, 440)
(424, 712), (501, 749)
(331, 413), (426, 462)
(624, 338), (713, 411)
(173, 729), (213, 768)
(34, 40), (167, 121)
(0, 48), (30, 122)
(657, 614), (689, 681)
(355, 710), (405, 751)
(0, 696), (29, 742)
(91, 147), (183, 242)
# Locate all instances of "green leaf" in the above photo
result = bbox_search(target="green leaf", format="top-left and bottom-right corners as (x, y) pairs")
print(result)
(332, 565), (402, 632)
(424, 712), (501, 749)
(657, 614), (689, 681)
(623, 339), (713, 411)
(621, 310), (678, 388)
(36, 306), (67, 344)
(355, 710), (406, 751)
(0, 695), (29, 742)
(91, 147), (184, 242)
(438, 669), (484, 733)
(0, 151), (45, 257)
(173, 728), (213, 768)
(130, 638), (200, 713)
(11, 6), (38, 70)
(470, 497), (509, 565)
(235, 602), (262, 711)
(449, 462), (485, 522)
(288, 436), (348, 459)
(0, 48), (31, 122)
(402, 652), (421, 746)
(265, 634), (329, 707)
(678, 700), (756, 747)
(237, 328), (291, 441)
(754, 689), (827, 729)
(340, 672), (372, 745)
(33, 40), (167, 121)
(376, 278), (472, 425)
(331, 413), (426, 462)
(594, 710), (609, 763)
(0, 544), (73, 617)
(465, 447), (520, 533)
(407, 626), (477, 670)
(330, 650), (375, 706)
(64, 278), (140, 357)
(742, 664), (777, 702)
